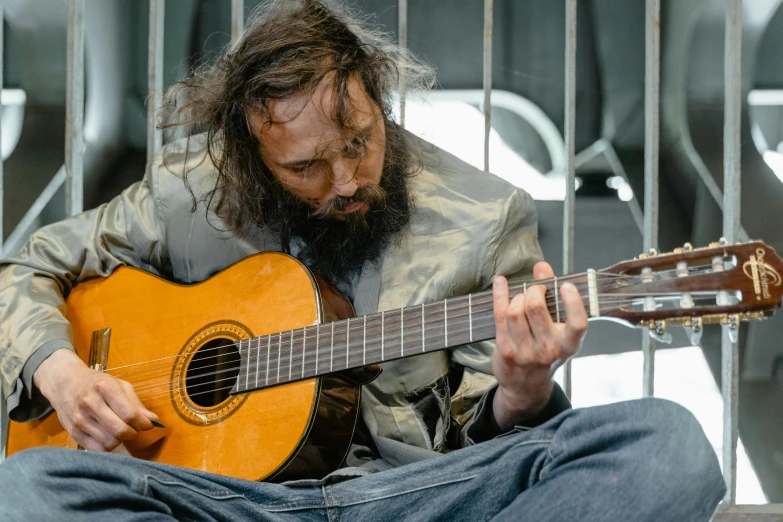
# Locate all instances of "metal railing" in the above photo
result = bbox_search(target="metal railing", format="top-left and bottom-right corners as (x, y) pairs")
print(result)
(0, 0), (780, 516)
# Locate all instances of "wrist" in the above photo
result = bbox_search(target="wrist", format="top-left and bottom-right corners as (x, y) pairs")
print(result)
(492, 379), (554, 432)
(33, 348), (83, 398)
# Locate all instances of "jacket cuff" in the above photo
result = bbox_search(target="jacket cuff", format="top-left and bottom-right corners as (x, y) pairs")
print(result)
(7, 340), (75, 422)
(462, 382), (571, 445)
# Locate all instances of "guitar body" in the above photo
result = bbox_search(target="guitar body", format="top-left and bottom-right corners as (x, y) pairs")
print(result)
(6, 252), (364, 482)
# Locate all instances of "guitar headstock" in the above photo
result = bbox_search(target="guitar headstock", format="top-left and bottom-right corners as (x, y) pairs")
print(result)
(595, 240), (783, 341)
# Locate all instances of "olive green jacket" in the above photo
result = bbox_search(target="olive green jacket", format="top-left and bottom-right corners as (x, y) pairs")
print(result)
(0, 133), (543, 469)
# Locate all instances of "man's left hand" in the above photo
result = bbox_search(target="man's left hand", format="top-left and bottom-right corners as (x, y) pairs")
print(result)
(491, 261), (588, 432)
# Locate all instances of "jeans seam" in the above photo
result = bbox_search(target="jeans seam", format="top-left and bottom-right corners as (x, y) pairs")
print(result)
(335, 474), (478, 507)
(539, 429), (559, 482)
(145, 475), (247, 501)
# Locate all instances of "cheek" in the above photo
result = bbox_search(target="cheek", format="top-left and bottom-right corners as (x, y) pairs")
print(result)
(279, 178), (327, 208)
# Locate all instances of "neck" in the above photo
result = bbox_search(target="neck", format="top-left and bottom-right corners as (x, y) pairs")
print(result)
(231, 273), (589, 394)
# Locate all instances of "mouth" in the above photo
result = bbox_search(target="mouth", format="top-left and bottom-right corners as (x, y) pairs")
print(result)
(333, 201), (367, 215)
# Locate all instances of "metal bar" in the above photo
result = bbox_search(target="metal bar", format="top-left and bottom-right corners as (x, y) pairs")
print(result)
(3, 168), (67, 256)
(65, 0), (85, 217)
(0, 0), (4, 463)
(0, 0), (4, 258)
(483, 0), (493, 172)
(714, 504), (783, 521)
(562, 0), (577, 399)
(231, 0), (244, 44)
(398, 0), (407, 128)
(147, 0), (165, 166)
(722, 0), (742, 505)
(642, 0), (661, 398)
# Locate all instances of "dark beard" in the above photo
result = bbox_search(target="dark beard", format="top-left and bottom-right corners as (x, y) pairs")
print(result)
(273, 123), (414, 287)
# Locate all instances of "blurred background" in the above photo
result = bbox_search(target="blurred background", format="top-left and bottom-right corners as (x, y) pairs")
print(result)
(3, 0), (783, 504)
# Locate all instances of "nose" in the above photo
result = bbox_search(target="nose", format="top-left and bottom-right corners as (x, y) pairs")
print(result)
(330, 157), (359, 198)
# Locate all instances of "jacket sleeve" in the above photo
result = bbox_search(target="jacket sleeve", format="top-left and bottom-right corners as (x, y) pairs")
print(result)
(448, 187), (571, 447)
(0, 173), (170, 421)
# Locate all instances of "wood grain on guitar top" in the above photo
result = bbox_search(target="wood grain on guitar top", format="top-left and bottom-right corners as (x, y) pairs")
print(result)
(6, 252), (361, 482)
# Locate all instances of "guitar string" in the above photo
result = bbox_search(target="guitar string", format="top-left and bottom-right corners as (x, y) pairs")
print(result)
(103, 265), (724, 390)
(105, 273), (630, 378)
(122, 290), (719, 398)
(112, 285), (722, 390)
(107, 277), (621, 382)
(128, 300), (645, 403)
(107, 261), (722, 376)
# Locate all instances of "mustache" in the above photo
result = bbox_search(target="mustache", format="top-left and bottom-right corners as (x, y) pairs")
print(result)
(312, 184), (388, 218)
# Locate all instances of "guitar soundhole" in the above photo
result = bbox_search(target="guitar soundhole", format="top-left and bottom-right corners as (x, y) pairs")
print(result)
(185, 337), (241, 408)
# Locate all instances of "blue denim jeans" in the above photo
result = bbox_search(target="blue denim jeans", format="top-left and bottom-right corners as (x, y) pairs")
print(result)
(0, 398), (725, 521)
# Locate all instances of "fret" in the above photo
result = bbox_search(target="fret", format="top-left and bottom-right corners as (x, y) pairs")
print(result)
(332, 321), (347, 372)
(240, 339), (248, 392)
(381, 311), (385, 361)
(346, 318), (350, 369)
(315, 324), (320, 375)
(468, 294), (473, 342)
(288, 330), (294, 382)
(554, 276), (561, 323)
(444, 300), (448, 346)
(421, 303), (425, 352)
(301, 326), (307, 379)
(363, 316), (367, 365)
(265, 335), (271, 386)
(276, 332), (282, 383)
(400, 308), (404, 356)
(250, 337), (257, 389)
(330, 322), (334, 373)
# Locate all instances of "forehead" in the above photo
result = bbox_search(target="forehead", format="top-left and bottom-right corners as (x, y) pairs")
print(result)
(249, 75), (377, 162)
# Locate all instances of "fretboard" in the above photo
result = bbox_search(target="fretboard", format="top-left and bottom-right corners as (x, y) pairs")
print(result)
(231, 274), (588, 394)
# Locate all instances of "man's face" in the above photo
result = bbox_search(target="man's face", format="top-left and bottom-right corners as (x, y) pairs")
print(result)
(248, 75), (387, 222)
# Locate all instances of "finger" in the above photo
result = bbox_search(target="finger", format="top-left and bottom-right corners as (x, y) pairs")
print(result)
(71, 427), (108, 452)
(99, 379), (154, 432)
(560, 282), (588, 353)
(492, 276), (512, 354)
(525, 282), (554, 342)
(119, 380), (158, 425)
(533, 261), (555, 281)
(505, 293), (533, 361)
(73, 414), (119, 451)
(91, 400), (139, 442)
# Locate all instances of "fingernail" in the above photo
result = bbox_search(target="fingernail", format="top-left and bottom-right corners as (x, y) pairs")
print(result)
(150, 419), (166, 428)
(562, 282), (576, 293)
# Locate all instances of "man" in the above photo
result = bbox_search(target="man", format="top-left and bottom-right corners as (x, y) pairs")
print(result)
(0, 1), (724, 520)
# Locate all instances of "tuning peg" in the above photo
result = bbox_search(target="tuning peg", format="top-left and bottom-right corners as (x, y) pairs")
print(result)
(648, 320), (673, 344)
(727, 313), (740, 343)
(685, 317), (703, 345)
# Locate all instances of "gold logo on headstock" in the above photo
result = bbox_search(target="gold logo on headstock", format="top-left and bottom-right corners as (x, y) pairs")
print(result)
(743, 248), (782, 301)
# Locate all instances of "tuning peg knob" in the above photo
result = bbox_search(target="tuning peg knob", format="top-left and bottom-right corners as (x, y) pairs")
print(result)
(648, 320), (673, 344)
(683, 242), (693, 251)
(648, 248), (658, 256)
(685, 317), (703, 345)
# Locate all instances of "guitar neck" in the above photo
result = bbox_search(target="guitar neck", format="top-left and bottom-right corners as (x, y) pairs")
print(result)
(232, 273), (588, 394)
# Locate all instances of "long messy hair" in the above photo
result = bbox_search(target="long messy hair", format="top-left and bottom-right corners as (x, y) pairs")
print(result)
(158, 0), (434, 236)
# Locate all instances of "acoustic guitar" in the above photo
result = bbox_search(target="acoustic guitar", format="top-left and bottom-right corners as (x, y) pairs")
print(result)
(6, 240), (783, 481)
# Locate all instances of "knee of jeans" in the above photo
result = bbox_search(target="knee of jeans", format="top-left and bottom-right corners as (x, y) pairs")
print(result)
(638, 399), (724, 489)
(1, 447), (65, 481)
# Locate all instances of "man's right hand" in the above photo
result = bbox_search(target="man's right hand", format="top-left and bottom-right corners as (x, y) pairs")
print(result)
(33, 349), (158, 452)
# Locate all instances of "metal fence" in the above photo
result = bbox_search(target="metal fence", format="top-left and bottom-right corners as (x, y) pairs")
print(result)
(0, 0), (780, 516)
